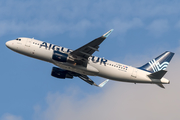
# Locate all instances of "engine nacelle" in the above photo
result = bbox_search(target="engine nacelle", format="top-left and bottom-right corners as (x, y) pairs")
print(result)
(52, 51), (68, 62)
(52, 51), (75, 63)
(51, 67), (73, 79)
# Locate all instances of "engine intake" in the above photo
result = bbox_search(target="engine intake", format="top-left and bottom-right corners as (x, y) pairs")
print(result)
(51, 67), (73, 79)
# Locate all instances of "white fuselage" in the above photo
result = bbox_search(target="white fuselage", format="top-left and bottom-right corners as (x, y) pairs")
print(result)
(6, 37), (170, 84)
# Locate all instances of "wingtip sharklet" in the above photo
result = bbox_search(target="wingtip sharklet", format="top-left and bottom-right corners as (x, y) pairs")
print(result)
(98, 79), (109, 87)
(103, 29), (114, 38)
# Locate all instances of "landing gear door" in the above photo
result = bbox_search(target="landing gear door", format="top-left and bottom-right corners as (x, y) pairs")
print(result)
(131, 68), (138, 78)
(25, 39), (31, 47)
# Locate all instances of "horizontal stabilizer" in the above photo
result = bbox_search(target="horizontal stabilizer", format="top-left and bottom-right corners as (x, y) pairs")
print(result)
(148, 70), (167, 79)
(156, 84), (165, 89)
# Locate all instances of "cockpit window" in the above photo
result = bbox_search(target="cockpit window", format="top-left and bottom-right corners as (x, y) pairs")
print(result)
(16, 38), (21, 41)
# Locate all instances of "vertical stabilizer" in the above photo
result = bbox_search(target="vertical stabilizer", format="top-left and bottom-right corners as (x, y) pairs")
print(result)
(139, 51), (174, 73)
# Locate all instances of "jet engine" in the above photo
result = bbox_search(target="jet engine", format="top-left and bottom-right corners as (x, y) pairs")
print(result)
(52, 51), (75, 63)
(52, 51), (68, 62)
(51, 67), (73, 79)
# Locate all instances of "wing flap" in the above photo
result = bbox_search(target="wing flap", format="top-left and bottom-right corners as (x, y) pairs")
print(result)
(87, 46), (99, 51)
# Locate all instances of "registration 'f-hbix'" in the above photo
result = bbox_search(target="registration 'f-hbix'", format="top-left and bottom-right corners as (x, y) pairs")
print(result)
(6, 29), (174, 88)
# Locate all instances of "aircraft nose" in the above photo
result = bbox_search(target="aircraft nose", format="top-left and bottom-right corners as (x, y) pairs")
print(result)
(6, 41), (11, 48)
(6, 41), (13, 49)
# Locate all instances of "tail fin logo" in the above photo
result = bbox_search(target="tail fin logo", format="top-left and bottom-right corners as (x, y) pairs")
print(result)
(139, 51), (174, 73)
(149, 59), (169, 72)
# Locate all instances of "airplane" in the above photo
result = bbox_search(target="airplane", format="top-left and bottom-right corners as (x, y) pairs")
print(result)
(6, 29), (174, 88)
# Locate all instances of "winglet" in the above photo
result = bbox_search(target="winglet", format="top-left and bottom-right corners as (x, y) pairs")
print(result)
(103, 29), (114, 38)
(97, 79), (109, 88)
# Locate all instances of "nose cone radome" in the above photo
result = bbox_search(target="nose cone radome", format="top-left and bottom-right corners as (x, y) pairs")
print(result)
(6, 41), (11, 48)
(6, 40), (16, 51)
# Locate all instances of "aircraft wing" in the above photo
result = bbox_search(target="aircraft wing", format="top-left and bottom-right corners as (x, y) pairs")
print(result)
(70, 29), (113, 66)
(78, 74), (109, 87)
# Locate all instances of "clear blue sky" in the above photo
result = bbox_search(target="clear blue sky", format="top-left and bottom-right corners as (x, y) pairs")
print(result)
(1, 0), (180, 120)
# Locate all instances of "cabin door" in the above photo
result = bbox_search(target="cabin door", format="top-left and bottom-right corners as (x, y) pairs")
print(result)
(131, 68), (138, 78)
(25, 39), (31, 47)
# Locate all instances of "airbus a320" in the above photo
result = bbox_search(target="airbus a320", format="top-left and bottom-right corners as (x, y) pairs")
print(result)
(6, 29), (174, 88)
